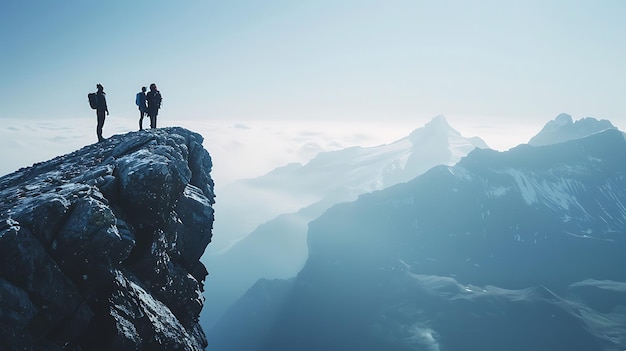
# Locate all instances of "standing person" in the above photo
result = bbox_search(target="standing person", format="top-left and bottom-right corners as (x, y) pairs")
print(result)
(136, 86), (147, 130)
(146, 83), (162, 129)
(95, 84), (109, 142)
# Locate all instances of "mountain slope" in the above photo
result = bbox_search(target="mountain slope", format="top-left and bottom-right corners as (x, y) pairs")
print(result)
(213, 129), (626, 351)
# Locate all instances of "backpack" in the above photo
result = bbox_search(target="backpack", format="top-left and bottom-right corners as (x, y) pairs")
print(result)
(88, 93), (97, 110)
(148, 91), (162, 108)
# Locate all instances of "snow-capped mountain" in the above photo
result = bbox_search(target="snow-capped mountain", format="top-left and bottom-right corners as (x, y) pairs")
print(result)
(528, 113), (617, 146)
(210, 128), (626, 351)
(201, 116), (488, 330)
(249, 115), (487, 194)
(212, 115), (488, 251)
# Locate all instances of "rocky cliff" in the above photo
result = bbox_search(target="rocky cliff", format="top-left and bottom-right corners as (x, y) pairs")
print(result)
(0, 128), (215, 350)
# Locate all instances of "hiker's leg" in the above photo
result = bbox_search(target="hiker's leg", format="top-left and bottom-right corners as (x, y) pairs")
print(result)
(96, 111), (105, 142)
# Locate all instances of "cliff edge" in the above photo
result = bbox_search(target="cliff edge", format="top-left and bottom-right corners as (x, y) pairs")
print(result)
(0, 127), (215, 350)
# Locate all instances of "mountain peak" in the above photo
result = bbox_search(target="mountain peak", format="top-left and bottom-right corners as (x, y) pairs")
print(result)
(528, 114), (618, 146)
(409, 115), (454, 140)
(554, 113), (573, 125)
(408, 115), (488, 150)
(425, 115), (450, 129)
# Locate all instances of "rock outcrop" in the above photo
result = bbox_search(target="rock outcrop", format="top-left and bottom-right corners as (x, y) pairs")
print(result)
(0, 128), (215, 350)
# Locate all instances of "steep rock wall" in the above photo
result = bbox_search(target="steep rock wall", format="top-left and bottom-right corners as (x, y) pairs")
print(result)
(0, 127), (215, 351)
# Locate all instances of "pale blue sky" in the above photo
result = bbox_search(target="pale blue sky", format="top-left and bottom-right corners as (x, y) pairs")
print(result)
(1, 0), (626, 127)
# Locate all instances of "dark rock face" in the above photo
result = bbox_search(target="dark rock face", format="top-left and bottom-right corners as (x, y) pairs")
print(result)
(0, 128), (214, 350)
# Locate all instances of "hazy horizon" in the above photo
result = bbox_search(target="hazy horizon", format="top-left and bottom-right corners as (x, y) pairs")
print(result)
(0, 114), (559, 184)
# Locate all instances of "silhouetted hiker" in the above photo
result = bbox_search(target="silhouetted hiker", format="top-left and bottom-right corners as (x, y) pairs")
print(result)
(146, 83), (162, 129)
(95, 84), (109, 142)
(136, 86), (147, 130)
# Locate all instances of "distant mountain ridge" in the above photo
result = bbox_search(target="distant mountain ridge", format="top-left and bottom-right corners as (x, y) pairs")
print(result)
(201, 116), (488, 330)
(209, 122), (626, 350)
(251, 115), (488, 193)
(528, 113), (617, 146)
(212, 115), (489, 251)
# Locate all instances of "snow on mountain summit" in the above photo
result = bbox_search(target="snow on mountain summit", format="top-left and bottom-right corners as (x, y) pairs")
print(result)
(528, 113), (617, 146)
(212, 116), (489, 252)
(252, 115), (489, 197)
(409, 115), (489, 158)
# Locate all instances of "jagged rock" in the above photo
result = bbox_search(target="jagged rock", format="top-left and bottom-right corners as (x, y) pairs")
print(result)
(0, 128), (215, 350)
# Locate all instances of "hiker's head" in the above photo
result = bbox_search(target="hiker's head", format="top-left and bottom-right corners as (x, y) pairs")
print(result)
(141, 86), (147, 92)
(150, 83), (157, 91)
(96, 84), (103, 92)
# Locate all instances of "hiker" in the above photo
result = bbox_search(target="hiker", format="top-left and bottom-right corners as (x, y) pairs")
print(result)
(95, 84), (109, 142)
(146, 83), (162, 129)
(136, 86), (147, 130)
